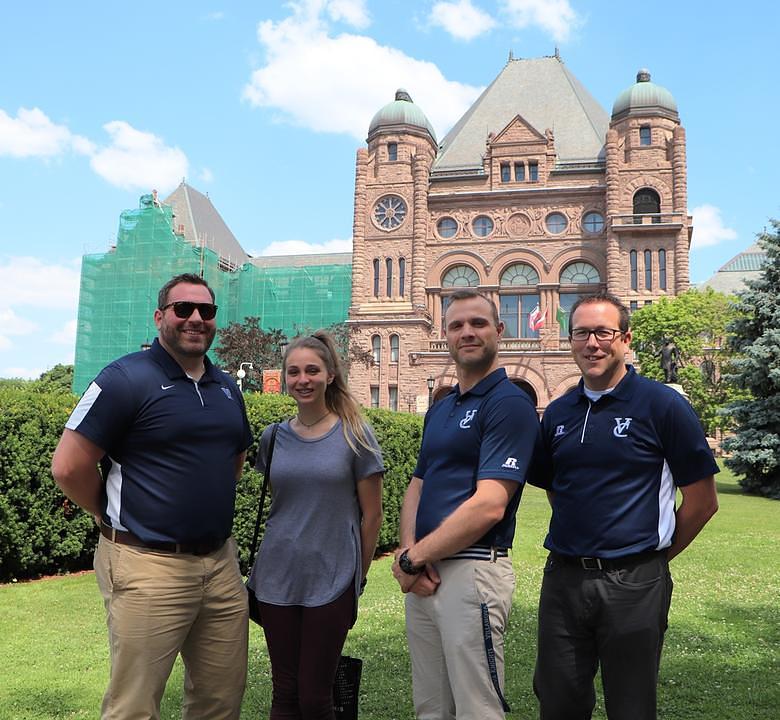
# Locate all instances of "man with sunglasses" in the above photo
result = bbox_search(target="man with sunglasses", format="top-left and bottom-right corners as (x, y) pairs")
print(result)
(531, 293), (719, 720)
(52, 273), (253, 720)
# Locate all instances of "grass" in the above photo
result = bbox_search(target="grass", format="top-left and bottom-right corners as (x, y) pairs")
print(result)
(1, 466), (777, 719)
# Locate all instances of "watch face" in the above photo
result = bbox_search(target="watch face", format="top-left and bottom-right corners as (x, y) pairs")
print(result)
(373, 195), (407, 230)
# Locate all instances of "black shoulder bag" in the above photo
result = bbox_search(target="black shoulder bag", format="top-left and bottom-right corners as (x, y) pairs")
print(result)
(246, 422), (279, 626)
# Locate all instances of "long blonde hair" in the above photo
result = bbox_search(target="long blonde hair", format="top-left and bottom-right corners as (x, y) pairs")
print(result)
(283, 330), (378, 456)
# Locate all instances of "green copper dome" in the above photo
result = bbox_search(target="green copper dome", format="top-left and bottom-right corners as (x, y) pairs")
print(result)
(612, 69), (678, 119)
(368, 89), (437, 143)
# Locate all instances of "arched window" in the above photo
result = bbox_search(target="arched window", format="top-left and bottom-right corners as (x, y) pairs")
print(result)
(390, 334), (399, 363)
(644, 250), (652, 290)
(560, 262), (600, 284)
(442, 265), (479, 287)
(398, 257), (406, 297)
(559, 262), (601, 338)
(633, 188), (661, 223)
(630, 250), (638, 291)
(386, 257), (393, 297)
(658, 249), (667, 290)
(499, 263), (540, 339)
(372, 258), (380, 297)
(371, 335), (381, 364)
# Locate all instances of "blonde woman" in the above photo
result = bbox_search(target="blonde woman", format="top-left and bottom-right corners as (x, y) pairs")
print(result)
(248, 331), (384, 720)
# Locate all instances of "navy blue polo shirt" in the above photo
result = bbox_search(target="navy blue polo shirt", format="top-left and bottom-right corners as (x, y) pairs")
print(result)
(413, 368), (541, 549)
(536, 365), (718, 558)
(66, 339), (253, 545)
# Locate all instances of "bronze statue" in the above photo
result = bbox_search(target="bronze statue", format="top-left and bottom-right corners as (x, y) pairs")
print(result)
(660, 339), (681, 384)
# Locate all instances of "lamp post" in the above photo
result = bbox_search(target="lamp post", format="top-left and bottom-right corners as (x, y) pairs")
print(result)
(236, 362), (253, 393)
(427, 375), (435, 409)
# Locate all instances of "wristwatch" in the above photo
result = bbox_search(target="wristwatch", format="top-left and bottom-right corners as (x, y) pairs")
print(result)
(398, 549), (423, 575)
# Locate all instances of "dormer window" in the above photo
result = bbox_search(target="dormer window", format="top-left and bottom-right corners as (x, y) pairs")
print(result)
(528, 161), (539, 181)
(500, 163), (511, 182)
(388, 142), (398, 161)
(514, 162), (525, 181)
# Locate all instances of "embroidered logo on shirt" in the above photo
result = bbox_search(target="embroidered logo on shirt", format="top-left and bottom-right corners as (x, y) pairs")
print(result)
(613, 417), (632, 437)
(221, 387), (233, 400)
(554, 424), (565, 437)
(501, 457), (519, 470)
(459, 409), (477, 429)
(161, 384), (174, 390)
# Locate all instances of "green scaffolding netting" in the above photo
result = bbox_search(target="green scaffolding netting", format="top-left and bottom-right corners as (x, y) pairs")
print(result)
(73, 197), (351, 394)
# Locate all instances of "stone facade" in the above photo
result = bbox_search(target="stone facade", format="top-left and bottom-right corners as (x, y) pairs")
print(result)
(348, 58), (691, 412)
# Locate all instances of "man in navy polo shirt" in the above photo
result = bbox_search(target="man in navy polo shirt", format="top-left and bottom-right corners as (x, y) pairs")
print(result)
(391, 289), (541, 719)
(52, 273), (253, 720)
(532, 293), (719, 720)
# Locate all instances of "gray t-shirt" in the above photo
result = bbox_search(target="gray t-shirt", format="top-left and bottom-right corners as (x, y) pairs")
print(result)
(248, 419), (384, 607)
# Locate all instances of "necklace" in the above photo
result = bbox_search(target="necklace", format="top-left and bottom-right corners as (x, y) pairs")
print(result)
(297, 411), (331, 428)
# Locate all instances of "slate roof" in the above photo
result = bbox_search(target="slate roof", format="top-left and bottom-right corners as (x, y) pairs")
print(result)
(700, 244), (767, 295)
(433, 56), (609, 173)
(163, 182), (249, 267)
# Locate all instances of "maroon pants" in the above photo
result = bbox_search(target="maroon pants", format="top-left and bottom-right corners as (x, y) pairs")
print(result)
(260, 585), (354, 720)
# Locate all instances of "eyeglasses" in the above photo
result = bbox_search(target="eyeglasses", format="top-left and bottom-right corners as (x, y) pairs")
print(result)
(160, 301), (218, 320)
(570, 327), (625, 343)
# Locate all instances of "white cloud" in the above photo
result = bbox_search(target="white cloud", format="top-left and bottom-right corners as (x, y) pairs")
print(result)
(327, 0), (370, 28)
(89, 121), (188, 192)
(0, 256), (81, 309)
(243, 2), (482, 140)
(0, 308), (38, 352)
(204, 11), (224, 21)
(51, 319), (78, 346)
(199, 167), (214, 183)
(252, 238), (353, 256)
(500, 0), (580, 43)
(691, 205), (738, 249)
(430, 0), (496, 41)
(0, 107), (93, 158)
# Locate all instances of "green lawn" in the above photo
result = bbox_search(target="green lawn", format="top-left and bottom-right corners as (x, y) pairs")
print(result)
(1, 467), (777, 719)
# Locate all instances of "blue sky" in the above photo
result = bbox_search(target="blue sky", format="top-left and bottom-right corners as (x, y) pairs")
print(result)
(1, 0), (777, 379)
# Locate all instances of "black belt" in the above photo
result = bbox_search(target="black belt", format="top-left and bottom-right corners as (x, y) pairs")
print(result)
(551, 549), (665, 571)
(100, 522), (226, 556)
(448, 545), (509, 561)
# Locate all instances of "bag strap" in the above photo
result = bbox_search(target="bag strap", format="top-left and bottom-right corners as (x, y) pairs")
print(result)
(248, 422), (279, 567)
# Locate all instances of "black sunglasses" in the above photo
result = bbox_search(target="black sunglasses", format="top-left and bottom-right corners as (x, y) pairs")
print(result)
(160, 301), (218, 321)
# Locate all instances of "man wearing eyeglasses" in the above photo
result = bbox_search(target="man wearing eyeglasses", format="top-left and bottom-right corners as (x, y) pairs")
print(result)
(52, 273), (253, 720)
(532, 293), (719, 720)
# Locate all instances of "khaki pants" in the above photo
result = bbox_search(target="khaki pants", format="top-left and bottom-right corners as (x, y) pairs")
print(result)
(405, 556), (515, 720)
(94, 534), (248, 720)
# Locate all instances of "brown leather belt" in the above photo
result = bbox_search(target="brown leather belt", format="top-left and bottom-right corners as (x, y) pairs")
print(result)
(100, 522), (225, 556)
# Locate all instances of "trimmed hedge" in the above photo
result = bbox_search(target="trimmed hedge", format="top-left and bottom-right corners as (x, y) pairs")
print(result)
(0, 389), (422, 581)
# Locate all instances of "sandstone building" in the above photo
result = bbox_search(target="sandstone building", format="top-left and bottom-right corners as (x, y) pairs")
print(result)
(347, 55), (691, 412)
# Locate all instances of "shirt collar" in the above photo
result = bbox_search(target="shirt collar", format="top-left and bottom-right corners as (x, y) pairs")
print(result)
(452, 367), (507, 401)
(570, 364), (637, 404)
(149, 338), (219, 383)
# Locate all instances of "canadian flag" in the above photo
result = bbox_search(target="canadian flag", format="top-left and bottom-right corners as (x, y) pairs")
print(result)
(528, 304), (545, 331)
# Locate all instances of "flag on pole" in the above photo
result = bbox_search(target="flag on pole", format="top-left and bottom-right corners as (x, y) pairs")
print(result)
(556, 306), (568, 334)
(529, 304), (545, 331)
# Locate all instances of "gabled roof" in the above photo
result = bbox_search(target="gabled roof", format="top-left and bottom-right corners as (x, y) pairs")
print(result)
(433, 56), (609, 172)
(163, 182), (249, 267)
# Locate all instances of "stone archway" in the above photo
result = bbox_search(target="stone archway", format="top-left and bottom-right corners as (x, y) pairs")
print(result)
(511, 379), (537, 406)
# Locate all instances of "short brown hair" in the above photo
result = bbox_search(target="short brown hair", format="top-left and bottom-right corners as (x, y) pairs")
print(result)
(157, 273), (215, 309)
(569, 293), (630, 333)
(445, 289), (500, 326)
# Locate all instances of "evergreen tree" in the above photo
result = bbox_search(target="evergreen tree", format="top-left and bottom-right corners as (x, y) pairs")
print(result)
(723, 221), (780, 498)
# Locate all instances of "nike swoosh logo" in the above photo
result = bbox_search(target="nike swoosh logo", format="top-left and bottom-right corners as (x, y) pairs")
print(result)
(161, 384), (175, 390)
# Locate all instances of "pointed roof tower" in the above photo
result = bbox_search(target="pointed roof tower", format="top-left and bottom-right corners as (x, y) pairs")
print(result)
(433, 55), (609, 173)
(163, 182), (249, 267)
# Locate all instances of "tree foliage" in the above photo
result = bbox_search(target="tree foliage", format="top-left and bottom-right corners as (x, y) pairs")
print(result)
(723, 221), (780, 498)
(33, 364), (74, 394)
(630, 288), (743, 435)
(214, 317), (287, 392)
